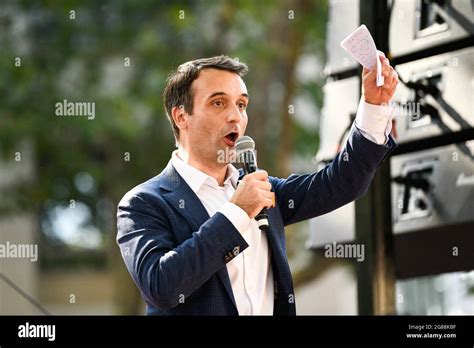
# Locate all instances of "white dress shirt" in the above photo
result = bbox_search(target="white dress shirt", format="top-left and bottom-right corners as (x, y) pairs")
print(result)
(355, 98), (395, 145)
(170, 99), (393, 315)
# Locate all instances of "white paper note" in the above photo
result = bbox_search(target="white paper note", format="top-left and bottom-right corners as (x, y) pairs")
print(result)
(340, 25), (384, 87)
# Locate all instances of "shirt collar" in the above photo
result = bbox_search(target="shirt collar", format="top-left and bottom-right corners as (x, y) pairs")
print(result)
(171, 150), (239, 193)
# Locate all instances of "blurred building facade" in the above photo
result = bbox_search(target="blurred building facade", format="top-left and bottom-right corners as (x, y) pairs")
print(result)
(0, 142), (40, 314)
(307, 0), (474, 315)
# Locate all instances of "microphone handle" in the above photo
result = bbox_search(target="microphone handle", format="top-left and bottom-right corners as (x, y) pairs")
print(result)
(241, 153), (270, 231)
(255, 208), (269, 231)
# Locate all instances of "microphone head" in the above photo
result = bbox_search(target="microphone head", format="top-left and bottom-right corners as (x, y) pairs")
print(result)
(234, 136), (257, 169)
(235, 135), (255, 152)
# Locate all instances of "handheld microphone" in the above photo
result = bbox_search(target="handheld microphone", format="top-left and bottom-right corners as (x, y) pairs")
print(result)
(235, 136), (270, 231)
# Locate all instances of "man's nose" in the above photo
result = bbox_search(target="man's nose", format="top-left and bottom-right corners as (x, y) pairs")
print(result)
(227, 104), (243, 123)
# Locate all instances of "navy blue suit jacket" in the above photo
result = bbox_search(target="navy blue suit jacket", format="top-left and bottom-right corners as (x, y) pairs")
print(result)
(116, 126), (396, 315)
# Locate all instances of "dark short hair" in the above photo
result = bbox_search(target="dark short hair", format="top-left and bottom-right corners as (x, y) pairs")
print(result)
(163, 55), (248, 145)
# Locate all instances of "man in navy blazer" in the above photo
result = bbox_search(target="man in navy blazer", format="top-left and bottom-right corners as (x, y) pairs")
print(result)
(117, 55), (398, 315)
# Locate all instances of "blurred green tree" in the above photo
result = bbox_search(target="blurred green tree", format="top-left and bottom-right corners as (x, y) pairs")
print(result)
(0, 0), (327, 313)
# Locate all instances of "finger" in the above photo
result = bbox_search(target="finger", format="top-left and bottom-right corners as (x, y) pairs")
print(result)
(363, 68), (377, 82)
(382, 62), (391, 78)
(253, 180), (272, 191)
(391, 69), (399, 86)
(243, 170), (268, 182)
(257, 189), (273, 209)
(382, 82), (394, 95)
(264, 200), (273, 209)
(378, 51), (390, 66)
(383, 71), (395, 90)
(260, 189), (274, 201)
(389, 77), (398, 95)
(260, 195), (274, 209)
(386, 69), (398, 90)
(378, 51), (388, 66)
(256, 169), (268, 180)
(382, 80), (398, 100)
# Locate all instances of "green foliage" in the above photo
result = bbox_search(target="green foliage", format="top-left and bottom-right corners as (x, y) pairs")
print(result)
(0, 0), (327, 260)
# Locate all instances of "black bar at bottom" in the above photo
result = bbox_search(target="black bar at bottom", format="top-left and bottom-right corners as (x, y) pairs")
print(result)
(0, 315), (473, 346)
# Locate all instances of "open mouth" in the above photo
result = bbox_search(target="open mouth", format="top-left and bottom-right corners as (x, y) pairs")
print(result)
(223, 132), (239, 147)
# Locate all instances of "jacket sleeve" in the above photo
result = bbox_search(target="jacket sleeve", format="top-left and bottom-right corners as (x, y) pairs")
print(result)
(271, 124), (396, 226)
(116, 192), (248, 310)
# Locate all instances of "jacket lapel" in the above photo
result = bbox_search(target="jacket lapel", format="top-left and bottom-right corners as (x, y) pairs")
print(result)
(266, 209), (296, 314)
(237, 170), (294, 313)
(159, 161), (238, 310)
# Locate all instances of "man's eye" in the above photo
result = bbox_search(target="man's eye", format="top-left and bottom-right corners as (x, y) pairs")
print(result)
(238, 103), (247, 109)
(212, 100), (224, 107)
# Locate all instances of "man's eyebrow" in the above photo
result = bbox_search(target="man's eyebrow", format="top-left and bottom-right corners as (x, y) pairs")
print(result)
(207, 92), (249, 100)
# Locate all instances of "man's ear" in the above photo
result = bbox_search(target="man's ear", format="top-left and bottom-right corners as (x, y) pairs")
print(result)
(171, 105), (188, 132)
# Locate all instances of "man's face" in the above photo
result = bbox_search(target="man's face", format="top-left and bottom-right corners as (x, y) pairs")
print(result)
(184, 68), (249, 165)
